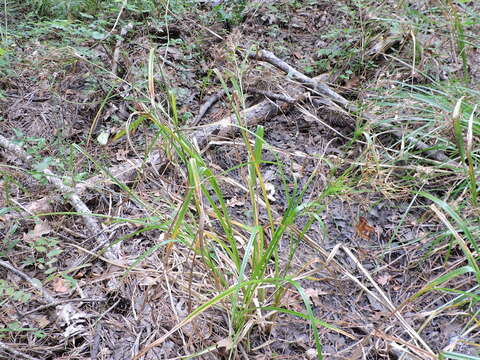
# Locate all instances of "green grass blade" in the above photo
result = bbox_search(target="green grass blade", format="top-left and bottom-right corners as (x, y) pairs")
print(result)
(419, 191), (479, 255)
(440, 352), (480, 360)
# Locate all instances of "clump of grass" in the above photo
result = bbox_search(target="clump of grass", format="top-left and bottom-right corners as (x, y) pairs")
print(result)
(126, 48), (333, 359)
(348, 2), (480, 357)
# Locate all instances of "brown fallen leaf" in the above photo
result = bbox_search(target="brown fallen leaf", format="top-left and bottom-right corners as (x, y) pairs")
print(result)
(355, 216), (374, 241)
(23, 221), (52, 242)
(52, 277), (69, 293)
(283, 290), (303, 312)
(304, 288), (325, 307)
(376, 274), (393, 286)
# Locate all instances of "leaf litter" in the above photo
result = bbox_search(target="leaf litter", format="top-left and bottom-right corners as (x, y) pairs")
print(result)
(0, 1), (479, 359)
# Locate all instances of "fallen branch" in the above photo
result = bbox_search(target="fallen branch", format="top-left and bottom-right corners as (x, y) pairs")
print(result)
(247, 49), (456, 165)
(189, 76), (319, 150)
(3, 49), (457, 228)
(0, 134), (119, 260)
(191, 98), (291, 150)
(193, 88), (295, 127)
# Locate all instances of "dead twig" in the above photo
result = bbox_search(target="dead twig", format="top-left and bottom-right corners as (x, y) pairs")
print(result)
(247, 49), (456, 165)
(0, 260), (55, 303)
(0, 341), (42, 360)
(0, 134), (119, 260)
(19, 298), (105, 319)
(192, 89), (226, 126)
(193, 87), (295, 127)
(0, 134), (34, 163)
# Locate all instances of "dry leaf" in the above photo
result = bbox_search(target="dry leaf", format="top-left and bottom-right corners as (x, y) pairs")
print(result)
(283, 290), (303, 312)
(52, 277), (69, 293)
(24, 221), (52, 242)
(355, 216), (374, 241)
(227, 196), (245, 207)
(376, 274), (392, 286)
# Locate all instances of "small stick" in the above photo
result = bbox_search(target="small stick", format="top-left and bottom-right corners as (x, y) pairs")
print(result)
(0, 260), (54, 303)
(0, 341), (42, 360)
(111, 22), (133, 77)
(0, 134), (119, 259)
(192, 89), (226, 126)
(19, 298), (105, 319)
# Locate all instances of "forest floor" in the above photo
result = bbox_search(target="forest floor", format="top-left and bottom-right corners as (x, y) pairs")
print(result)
(0, 1), (479, 359)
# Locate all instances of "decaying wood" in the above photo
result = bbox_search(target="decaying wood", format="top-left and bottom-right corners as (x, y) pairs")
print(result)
(193, 88), (294, 127)
(190, 97), (291, 150)
(15, 42), (453, 223)
(189, 75), (322, 150)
